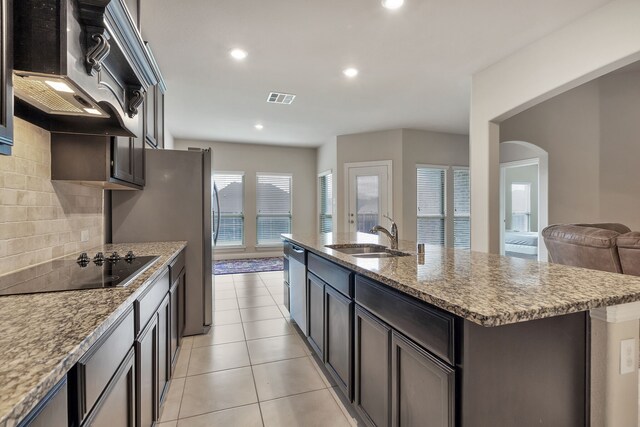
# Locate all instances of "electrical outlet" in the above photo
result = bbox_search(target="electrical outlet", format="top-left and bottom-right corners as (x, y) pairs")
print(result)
(81, 230), (89, 243)
(620, 338), (635, 375)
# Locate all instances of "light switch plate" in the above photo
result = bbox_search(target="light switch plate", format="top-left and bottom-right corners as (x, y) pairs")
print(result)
(620, 338), (635, 375)
(81, 230), (89, 242)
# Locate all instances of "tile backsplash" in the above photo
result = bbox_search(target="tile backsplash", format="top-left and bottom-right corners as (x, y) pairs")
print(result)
(0, 118), (104, 275)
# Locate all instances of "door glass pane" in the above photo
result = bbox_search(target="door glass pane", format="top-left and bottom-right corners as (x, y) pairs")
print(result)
(356, 175), (379, 233)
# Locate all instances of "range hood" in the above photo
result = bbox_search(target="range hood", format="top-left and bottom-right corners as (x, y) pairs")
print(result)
(13, 0), (159, 136)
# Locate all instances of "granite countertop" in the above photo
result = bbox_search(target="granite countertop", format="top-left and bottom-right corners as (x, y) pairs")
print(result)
(283, 232), (640, 327)
(0, 241), (186, 427)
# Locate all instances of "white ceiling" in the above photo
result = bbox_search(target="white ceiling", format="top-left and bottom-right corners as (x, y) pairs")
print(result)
(140, 0), (611, 147)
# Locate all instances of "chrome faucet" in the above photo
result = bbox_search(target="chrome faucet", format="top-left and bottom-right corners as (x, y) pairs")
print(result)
(370, 215), (399, 250)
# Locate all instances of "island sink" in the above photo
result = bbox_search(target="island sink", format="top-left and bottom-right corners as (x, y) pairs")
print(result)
(325, 244), (411, 258)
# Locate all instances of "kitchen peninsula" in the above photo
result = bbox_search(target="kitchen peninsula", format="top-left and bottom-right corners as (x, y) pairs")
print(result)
(282, 232), (640, 426)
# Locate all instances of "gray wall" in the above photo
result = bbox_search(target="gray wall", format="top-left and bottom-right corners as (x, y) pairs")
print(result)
(174, 139), (317, 258)
(501, 69), (640, 230)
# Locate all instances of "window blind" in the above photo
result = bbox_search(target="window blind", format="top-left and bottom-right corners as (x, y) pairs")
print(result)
(319, 173), (333, 233)
(257, 174), (292, 244)
(213, 173), (244, 246)
(417, 167), (445, 246)
(453, 168), (470, 249)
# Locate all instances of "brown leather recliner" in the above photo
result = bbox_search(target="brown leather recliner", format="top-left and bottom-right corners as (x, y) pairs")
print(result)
(617, 231), (640, 277)
(542, 224), (630, 273)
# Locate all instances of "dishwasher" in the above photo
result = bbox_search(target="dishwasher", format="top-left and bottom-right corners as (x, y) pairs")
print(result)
(287, 243), (307, 334)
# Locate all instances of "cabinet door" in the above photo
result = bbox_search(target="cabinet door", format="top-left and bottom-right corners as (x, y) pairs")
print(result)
(84, 349), (136, 427)
(136, 315), (158, 427)
(169, 276), (180, 371)
(355, 306), (391, 427)
(145, 87), (157, 147)
(112, 136), (134, 183)
(156, 90), (164, 148)
(0, 0), (13, 156)
(307, 273), (325, 357)
(391, 332), (455, 427)
(325, 285), (353, 399)
(18, 378), (67, 427)
(132, 124), (145, 185)
(158, 295), (170, 405)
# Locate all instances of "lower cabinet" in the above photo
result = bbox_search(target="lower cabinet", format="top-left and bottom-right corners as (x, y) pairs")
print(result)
(169, 268), (185, 372)
(158, 295), (170, 405)
(136, 314), (158, 427)
(18, 378), (68, 427)
(325, 285), (353, 399)
(354, 306), (391, 427)
(83, 348), (136, 427)
(390, 332), (455, 427)
(307, 273), (325, 356)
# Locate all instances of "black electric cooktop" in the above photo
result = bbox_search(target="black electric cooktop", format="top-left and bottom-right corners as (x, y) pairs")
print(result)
(0, 251), (159, 296)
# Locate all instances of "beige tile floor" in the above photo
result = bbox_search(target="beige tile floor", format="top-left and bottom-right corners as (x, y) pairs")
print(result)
(158, 271), (359, 427)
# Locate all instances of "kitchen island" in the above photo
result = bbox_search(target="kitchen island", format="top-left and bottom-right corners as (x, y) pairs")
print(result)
(0, 241), (186, 427)
(282, 232), (640, 427)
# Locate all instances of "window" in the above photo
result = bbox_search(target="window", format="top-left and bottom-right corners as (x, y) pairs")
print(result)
(213, 173), (244, 246)
(453, 168), (470, 249)
(511, 183), (531, 232)
(257, 174), (292, 245)
(319, 172), (333, 233)
(417, 167), (446, 245)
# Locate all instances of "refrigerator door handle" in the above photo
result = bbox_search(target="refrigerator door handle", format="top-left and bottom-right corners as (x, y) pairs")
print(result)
(213, 183), (221, 245)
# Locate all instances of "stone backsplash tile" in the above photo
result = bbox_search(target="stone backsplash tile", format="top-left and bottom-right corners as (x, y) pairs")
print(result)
(0, 118), (105, 275)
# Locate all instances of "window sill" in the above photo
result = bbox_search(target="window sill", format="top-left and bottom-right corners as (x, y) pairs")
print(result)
(255, 243), (284, 250)
(214, 245), (246, 252)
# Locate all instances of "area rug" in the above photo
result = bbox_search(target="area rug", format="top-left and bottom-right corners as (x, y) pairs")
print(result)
(214, 257), (284, 275)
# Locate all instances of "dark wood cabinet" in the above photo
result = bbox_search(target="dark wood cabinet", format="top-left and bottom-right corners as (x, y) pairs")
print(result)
(84, 349), (136, 427)
(354, 306), (391, 427)
(307, 273), (325, 356)
(158, 295), (170, 406)
(0, 0), (13, 156)
(51, 133), (145, 190)
(143, 82), (165, 148)
(391, 332), (455, 427)
(136, 314), (158, 427)
(325, 284), (353, 399)
(170, 268), (185, 372)
(18, 378), (68, 427)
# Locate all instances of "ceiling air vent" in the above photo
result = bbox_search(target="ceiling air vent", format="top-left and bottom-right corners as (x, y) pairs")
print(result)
(267, 92), (296, 105)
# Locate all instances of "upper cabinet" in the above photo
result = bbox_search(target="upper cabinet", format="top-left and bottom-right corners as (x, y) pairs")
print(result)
(144, 43), (167, 149)
(0, 0), (13, 155)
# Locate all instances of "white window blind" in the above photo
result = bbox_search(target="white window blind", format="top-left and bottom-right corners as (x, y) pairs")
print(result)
(213, 173), (244, 246)
(257, 174), (292, 245)
(453, 168), (470, 249)
(319, 173), (333, 234)
(417, 167), (446, 246)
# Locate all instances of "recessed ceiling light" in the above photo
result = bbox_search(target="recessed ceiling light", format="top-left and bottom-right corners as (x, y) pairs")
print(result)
(343, 68), (359, 78)
(382, 0), (404, 9)
(255, 124), (264, 130)
(230, 48), (248, 60)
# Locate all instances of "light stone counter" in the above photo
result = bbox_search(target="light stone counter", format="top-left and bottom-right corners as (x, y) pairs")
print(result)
(0, 241), (186, 427)
(283, 232), (640, 327)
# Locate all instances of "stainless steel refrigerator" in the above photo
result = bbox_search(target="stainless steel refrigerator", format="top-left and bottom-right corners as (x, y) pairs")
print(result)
(111, 148), (216, 336)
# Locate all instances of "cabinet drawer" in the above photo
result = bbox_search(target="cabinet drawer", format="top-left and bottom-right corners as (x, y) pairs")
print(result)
(136, 269), (170, 334)
(355, 275), (455, 365)
(308, 252), (352, 298)
(77, 308), (134, 420)
(169, 250), (185, 284)
(285, 241), (306, 264)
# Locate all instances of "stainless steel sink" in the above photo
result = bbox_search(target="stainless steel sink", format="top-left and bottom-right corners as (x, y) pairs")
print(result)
(325, 244), (411, 258)
(325, 244), (388, 254)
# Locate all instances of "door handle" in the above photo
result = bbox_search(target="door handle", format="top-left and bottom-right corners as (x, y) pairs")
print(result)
(292, 246), (304, 254)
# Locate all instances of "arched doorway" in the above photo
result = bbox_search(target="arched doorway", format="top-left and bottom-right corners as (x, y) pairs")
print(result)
(500, 141), (549, 261)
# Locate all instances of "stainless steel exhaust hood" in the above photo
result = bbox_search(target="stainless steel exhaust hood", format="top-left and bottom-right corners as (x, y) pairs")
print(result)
(13, 0), (159, 136)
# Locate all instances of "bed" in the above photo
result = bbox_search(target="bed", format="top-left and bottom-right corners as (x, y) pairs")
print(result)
(505, 231), (538, 255)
